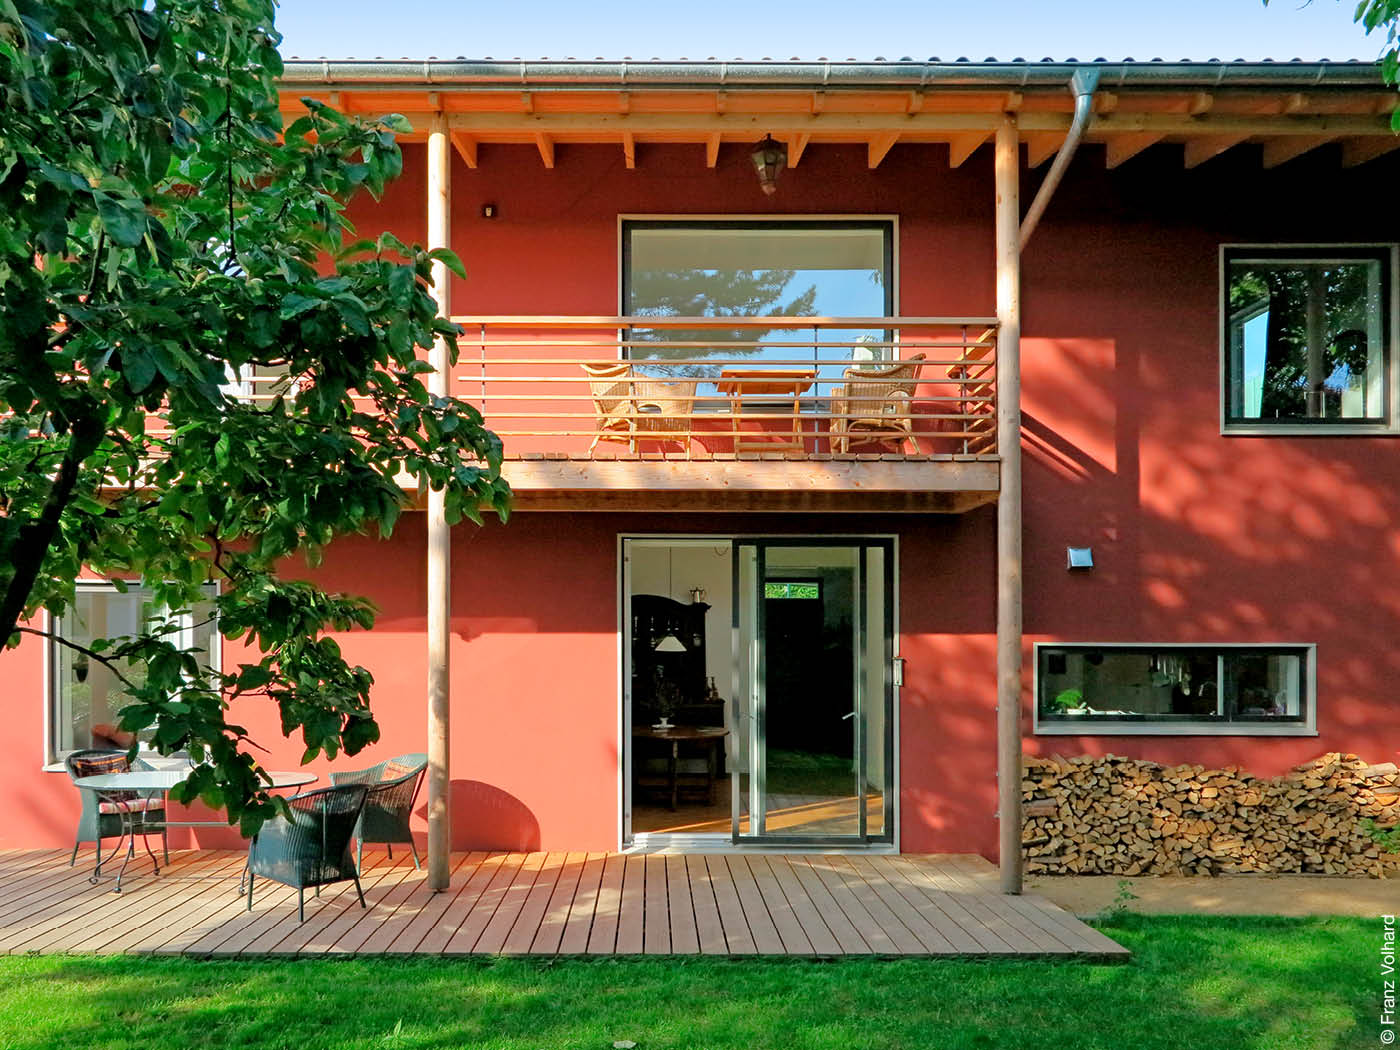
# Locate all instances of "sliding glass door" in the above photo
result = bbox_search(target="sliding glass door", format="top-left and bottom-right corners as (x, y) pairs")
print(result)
(731, 540), (893, 845)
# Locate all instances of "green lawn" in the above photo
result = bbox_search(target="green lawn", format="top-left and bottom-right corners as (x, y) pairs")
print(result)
(0, 916), (1381, 1050)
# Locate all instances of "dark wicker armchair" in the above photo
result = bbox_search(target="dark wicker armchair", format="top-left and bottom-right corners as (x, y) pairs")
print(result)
(330, 753), (427, 871)
(246, 783), (369, 922)
(64, 749), (167, 870)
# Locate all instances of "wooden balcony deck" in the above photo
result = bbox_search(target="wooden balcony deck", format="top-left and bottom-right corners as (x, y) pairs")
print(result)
(0, 848), (1126, 959)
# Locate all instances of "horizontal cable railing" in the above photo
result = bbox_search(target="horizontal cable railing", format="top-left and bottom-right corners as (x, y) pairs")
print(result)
(446, 315), (998, 460)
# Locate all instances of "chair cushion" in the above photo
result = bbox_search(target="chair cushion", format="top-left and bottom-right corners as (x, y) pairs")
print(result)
(97, 797), (165, 815)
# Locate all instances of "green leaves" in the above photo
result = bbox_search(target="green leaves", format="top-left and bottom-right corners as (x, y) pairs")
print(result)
(94, 194), (148, 247)
(1, 0), (508, 840)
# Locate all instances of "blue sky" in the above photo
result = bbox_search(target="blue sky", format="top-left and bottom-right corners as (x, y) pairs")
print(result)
(276, 0), (1387, 63)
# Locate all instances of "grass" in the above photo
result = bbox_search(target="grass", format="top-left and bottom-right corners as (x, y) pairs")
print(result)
(0, 916), (1381, 1050)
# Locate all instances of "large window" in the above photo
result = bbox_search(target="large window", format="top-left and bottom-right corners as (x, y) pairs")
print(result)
(622, 219), (894, 396)
(49, 583), (218, 759)
(1224, 246), (1392, 429)
(1035, 644), (1315, 736)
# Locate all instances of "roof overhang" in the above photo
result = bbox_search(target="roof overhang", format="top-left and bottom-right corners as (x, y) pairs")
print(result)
(277, 59), (1400, 170)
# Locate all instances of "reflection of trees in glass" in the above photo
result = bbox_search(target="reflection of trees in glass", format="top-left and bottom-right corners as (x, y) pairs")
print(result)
(1229, 261), (1378, 419)
(630, 268), (818, 377)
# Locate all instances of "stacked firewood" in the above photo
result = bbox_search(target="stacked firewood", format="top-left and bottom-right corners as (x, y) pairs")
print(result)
(1022, 752), (1400, 878)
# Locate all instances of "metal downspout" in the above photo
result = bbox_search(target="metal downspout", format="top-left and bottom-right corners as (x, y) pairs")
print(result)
(1019, 67), (1100, 249)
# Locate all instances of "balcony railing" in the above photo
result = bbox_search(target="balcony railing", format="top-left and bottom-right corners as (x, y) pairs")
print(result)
(446, 315), (998, 461)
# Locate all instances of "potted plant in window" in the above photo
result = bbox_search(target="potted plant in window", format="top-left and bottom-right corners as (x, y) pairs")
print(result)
(1049, 688), (1088, 716)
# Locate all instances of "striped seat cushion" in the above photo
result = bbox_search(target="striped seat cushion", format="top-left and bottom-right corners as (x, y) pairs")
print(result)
(97, 797), (165, 815)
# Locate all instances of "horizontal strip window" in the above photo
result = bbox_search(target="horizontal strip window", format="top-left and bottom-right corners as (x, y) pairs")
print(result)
(1034, 644), (1315, 736)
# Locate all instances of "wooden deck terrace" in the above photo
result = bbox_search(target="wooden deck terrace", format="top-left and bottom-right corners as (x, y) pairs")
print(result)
(0, 848), (1127, 960)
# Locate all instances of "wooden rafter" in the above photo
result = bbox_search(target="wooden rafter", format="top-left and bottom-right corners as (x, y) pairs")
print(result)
(534, 132), (555, 168)
(1262, 135), (1334, 168)
(786, 132), (810, 168)
(1104, 133), (1166, 169)
(1187, 92), (1214, 116)
(1183, 134), (1249, 169)
(867, 132), (900, 168)
(449, 131), (478, 169)
(1342, 135), (1400, 167)
(704, 132), (721, 168)
(621, 131), (635, 169)
(1023, 133), (1063, 168)
(947, 132), (989, 168)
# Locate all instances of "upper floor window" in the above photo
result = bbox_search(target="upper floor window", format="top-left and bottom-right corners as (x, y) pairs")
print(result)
(1223, 246), (1393, 430)
(1034, 643), (1315, 736)
(48, 583), (218, 761)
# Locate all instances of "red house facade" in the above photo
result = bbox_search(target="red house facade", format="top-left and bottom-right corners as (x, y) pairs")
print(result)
(5, 59), (1399, 891)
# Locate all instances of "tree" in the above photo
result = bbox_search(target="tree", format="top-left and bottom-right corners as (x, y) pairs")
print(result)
(0, 0), (510, 833)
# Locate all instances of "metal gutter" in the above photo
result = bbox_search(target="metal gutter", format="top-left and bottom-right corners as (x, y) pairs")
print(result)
(1019, 67), (1099, 249)
(278, 58), (1387, 91)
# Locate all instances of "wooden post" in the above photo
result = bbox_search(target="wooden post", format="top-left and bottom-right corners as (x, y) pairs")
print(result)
(426, 112), (452, 892)
(994, 116), (1024, 895)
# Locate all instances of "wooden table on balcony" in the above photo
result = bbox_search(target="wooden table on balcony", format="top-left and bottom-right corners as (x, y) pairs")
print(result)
(715, 368), (817, 453)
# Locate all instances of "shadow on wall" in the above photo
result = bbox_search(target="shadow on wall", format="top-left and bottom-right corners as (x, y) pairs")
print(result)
(449, 779), (541, 851)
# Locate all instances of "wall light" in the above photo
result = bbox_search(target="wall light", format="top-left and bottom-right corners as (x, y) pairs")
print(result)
(1067, 547), (1094, 571)
(750, 135), (787, 196)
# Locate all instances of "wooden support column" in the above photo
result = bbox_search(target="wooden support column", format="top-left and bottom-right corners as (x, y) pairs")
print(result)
(426, 112), (452, 892)
(994, 117), (1024, 896)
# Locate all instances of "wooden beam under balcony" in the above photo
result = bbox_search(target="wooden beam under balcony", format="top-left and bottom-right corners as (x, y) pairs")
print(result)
(494, 457), (999, 513)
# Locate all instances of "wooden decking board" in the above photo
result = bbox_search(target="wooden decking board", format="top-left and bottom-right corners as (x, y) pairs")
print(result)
(529, 851), (588, 954)
(442, 853), (530, 955)
(884, 856), (1021, 954)
(501, 853), (568, 955)
(815, 857), (926, 955)
(863, 856), (989, 954)
(685, 854), (729, 955)
(615, 854), (647, 954)
(642, 854), (672, 955)
(557, 852), (607, 955)
(703, 855), (756, 954)
(664, 854), (700, 955)
(761, 856), (842, 956)
(838, 857), (960, 955)
(721, 855), (787, 954)
(584, 854), (626, 954)
(0, 850), (1125, 958)
(366, 851), (477, 955)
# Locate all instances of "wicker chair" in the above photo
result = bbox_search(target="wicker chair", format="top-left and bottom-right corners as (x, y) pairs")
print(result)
(64, 749), (167, 870)
(829, 353), (927, 454)
(582, 362), (640, 453)
(633, 378), (697, 447)
(330, 753), (428, 871)
(247, 783), (369, 923)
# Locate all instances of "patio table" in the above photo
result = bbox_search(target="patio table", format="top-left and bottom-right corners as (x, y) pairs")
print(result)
(74, 769), (316, 892)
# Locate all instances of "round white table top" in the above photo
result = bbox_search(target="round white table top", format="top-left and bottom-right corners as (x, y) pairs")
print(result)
(74, 769), (317, 791)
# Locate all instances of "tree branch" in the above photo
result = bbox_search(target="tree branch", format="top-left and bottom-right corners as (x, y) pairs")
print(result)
(14, 625), (138, 691)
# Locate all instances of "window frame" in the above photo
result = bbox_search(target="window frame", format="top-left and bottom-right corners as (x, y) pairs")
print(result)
(1031, 642), (1318, 737)
(1219, 243), (1400, 436)
(43, 580), (221, 768)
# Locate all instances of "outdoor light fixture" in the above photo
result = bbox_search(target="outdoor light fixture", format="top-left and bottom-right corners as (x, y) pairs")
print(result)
(1067, 547), (1094, 571)
(750, 134), (787, 195)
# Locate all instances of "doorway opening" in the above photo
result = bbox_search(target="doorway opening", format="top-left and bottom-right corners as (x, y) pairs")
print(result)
(622, 537), (895, 848)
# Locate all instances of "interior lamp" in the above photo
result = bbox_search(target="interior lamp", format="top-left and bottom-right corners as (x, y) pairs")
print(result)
(750, 135), (787, 196)
(654, 547), (688, 651)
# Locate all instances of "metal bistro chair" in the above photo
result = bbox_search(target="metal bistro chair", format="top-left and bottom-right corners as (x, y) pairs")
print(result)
(330, 752), (428, 871)
(246, 783), (369, 923)
(829, 352), (928, 454)
(64, 749), (168, 871)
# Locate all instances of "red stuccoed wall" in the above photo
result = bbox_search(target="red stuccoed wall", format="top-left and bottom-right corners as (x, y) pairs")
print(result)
(1, 139), (1397, 858)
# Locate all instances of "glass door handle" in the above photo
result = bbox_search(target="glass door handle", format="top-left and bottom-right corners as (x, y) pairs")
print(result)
(841, 711), (856, 720)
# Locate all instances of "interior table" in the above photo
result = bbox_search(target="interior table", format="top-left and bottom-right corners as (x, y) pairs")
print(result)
(631, 726), (729, 811)
(74, 769), (317, 892)
(714, 368), (816, 453)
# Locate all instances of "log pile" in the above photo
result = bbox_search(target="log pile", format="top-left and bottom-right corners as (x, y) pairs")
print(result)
(1022, 752), (1400, 878)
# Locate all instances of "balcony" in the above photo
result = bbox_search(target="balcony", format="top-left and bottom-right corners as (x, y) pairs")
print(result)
(449, 315), (999, 513)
